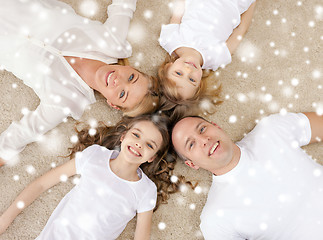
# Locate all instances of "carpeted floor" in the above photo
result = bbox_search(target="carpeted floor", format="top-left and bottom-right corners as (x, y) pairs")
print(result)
(0, 0), (322, 239)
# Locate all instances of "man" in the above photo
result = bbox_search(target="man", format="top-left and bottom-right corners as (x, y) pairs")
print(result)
(171, 112), (323, 239)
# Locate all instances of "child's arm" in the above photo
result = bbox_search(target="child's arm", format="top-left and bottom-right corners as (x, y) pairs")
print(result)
(169, 0), (186, 24)
(0, 159), (76, 235)
(226, 1), (256, 54)
(133, 210), (153, 240)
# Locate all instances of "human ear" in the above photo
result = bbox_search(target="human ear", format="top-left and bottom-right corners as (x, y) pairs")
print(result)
(107, 100), (121, 110)
(148, 155), (156, 163)
(185, 160), (199, 170)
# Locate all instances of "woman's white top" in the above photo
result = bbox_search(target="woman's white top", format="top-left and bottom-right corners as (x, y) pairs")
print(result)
(0, 0), (136, 162)
(159, 0), (255, 70)
(36, 145), (157, 240)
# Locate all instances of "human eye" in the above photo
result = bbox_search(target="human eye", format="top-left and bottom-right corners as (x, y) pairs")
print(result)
(147, 143), (154, 149)
(132, 132), (139, 138)
(200, 126), (206, 133)
(119, 90), (125, 99)
(175, 71), (182, 76)
(189, 78), (196, 82)
(189, 141), (195, 149)
(128, 74), (134, 81)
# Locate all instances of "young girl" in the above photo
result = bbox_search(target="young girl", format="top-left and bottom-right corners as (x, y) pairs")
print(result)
(0, 114), (179, 239)
(158, 0), (256, 105)
(0, 0), (159, 166)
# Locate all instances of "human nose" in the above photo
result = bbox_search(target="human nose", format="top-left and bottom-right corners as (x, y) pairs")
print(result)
(198, 135), (209, 147)
(135, 142), (142, 148)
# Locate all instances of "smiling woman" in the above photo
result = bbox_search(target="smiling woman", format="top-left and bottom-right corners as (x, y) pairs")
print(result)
(0, 0), (160, 166)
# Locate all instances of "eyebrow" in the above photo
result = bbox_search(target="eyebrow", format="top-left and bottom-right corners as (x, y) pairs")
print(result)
(184, 121), (203, 149)
(133, 128), (158, 148)
(123, 74), (139, 104)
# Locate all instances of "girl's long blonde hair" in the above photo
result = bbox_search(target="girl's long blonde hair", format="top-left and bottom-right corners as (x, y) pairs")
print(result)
(69, 114), (192, 210)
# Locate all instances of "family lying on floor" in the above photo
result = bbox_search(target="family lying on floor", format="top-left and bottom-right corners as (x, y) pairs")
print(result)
(1, 0), (322, 239)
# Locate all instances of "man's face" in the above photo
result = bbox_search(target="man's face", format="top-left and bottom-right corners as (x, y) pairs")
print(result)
(94, 65), (149, 110)
(172, 117), (236, 174)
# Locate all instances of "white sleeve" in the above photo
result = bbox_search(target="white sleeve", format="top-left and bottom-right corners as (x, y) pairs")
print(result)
(104, 0), (137, 46)
(137, 182), (157, 213)
(257, 112), (312, 147)
(0, 102), (68, 163)
(75, 145), (100, 175)
(201, 41), (232, 70)
(158, 24), (181, 55)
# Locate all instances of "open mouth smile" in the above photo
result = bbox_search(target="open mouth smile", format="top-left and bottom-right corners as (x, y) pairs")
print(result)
(209, 141), (220, 156)
(128, 146), (141, 157)
(106, 71), (115, 86)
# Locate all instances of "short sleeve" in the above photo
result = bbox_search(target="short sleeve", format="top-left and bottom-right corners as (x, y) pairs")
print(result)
(257, 112), (311, 147)
(201, 42), (232, 70)
(158, 24), (181, 55)
(75, 145), (101, 175)
(137, 182), (157, 213)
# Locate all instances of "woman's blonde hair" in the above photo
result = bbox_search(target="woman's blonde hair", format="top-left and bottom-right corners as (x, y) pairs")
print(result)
(117, 59), (160, 117)
(69, 114), (194, 210)
(158, 54), (222, 115)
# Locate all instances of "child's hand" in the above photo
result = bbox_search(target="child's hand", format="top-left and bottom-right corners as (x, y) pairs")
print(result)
(0, 215), (10, 235)
(170, 0), (185, 24)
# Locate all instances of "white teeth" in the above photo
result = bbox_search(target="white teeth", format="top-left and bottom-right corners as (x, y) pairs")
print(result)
(209, 142), (219, 155)
(129, 146), (140, 156)
(107, 72), (113, 86)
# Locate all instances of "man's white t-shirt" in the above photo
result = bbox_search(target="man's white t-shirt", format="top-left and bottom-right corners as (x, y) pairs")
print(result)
(36, 145), (157, 240)
(200, 113), (323, 239)
(159, 0), (255, 71)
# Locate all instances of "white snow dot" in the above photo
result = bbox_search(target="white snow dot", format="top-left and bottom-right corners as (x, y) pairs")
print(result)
(60, 174), (68, 182)
(26, 165), (36, 174)
(303, 47), (309, 52)
(291, 78), (299, 86)
(189, 203), (196, 210)
(21, 108), (30, 115)
(274, 50), (280, 55)
(264, 94), (272, 102)
(281, 18), (287, 23)
(158, 222), (166, 230)
(273, 9), (279, 15)
(70, 135), (78, 143)
(242, 73), (248, 78)
(266, 20), (271, 26)
(269, 42), (275, 47)
(308, 21), (315, 27)
(260, 223), (268, 230)
(297, 1), (302, 6)
(12, 83), (17, 88)
(170, 175), (178, 183)
(79, 0), (98, 17)
(144, 10), (153, 19)
(216, 209), (224, 217)
(13, 175), (20, 181)
(89, 128), (97, 136)
(194, 186), (202, 194)
(313, 169), (321, 177)
(17, 201), (25, 209)
(73, 176), (81, 185)
(291, 140), (299, 148)
(291, 32), (296, 37)
(280, 108), (287, 115)
(51, 162), (56, 168)
(229, 115), (237, 123)
(180, 184), (188, 193)
(257, 66), (262, 71)
(312, 70), (321, 79)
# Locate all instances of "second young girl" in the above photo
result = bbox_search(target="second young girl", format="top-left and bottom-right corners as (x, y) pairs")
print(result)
(158, 0), (256, 107)
(0, 115), (181, 239)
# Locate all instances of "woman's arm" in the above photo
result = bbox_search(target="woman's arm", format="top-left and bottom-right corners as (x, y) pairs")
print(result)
(0, 159), (76, 235)
(133, 210), (153, 240)
(226, 1), (256, 54)
(169, 0), (186, 24)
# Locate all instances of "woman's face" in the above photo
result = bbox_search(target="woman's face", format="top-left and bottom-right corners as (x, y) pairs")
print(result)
(94, 65), (150, 110)
(120, 121), (163, 165)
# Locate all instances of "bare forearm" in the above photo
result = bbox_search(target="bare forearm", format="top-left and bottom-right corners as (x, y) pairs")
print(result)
(1, 181), (44, 232)
(226, 1), (256, 54)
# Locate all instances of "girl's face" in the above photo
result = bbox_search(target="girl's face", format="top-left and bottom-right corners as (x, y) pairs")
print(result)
(120, 121), (163, 165)
(94, 65), (149, 110)
(166, 57), (203, 100)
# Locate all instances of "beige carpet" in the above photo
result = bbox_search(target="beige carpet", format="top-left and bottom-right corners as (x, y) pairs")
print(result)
(1, 0), (322, 239)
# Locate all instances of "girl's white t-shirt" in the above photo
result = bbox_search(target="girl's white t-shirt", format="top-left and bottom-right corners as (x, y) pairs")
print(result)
(36, 145), (157, 240)
(159, 0), (255, 71)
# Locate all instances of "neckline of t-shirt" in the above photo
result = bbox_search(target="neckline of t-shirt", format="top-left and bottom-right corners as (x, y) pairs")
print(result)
(212, 144), (245, 183)
(106, 155), (144, 184)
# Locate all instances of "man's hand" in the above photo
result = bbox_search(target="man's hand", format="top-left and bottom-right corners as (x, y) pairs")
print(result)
(0, 158), (5, 167)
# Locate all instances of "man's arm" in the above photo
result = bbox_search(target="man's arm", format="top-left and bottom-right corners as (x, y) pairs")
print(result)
(0, 159), (76, 235)
(303, 112), (323, 144)
(226, 1), (256, 54)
